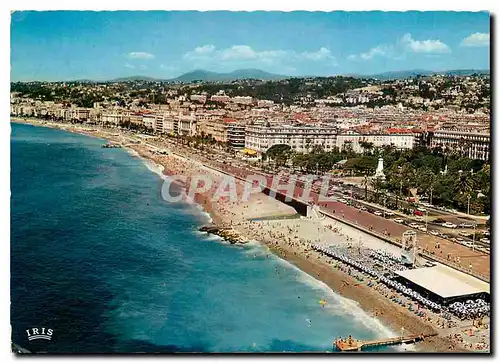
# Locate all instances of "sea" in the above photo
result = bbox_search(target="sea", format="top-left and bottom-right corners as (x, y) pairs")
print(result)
(11, 122), (401, 353)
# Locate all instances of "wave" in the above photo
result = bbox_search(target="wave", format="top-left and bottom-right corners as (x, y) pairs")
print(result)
(142, 159), (167, 180)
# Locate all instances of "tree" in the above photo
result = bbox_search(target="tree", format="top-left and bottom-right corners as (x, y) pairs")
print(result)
(266, 144), (292, 167)
(359, 141), (374, 155)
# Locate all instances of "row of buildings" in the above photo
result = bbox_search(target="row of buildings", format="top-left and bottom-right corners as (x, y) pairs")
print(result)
(10, 101), (490, 160)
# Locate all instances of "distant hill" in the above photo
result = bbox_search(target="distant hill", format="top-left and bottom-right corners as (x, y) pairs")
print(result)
(108, 75), (160, 82)
(353, 69), (490, 81)
(170, 69), (288, 82)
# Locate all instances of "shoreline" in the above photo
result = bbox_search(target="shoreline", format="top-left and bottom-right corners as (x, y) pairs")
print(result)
(11, 118), (474, 353)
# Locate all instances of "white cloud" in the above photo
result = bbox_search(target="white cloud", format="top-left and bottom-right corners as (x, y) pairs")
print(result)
(301, 47), (336, 64)
(184, 44), (337, 66)
(139, 64), (148, 70)
(124, 63), (135, 69)
(461, 32), (490, 47)
(348, 45), (392, 61)
(401, 33), (450, 54)
(127, 52), (155, 60)
(349, 33), (450, 62)
(193, 44), (216, 54)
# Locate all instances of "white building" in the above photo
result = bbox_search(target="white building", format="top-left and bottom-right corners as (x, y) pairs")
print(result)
(431, 129), (490, 161)
(232, 96), (254, 105)
(210, 95), (231, 103)
(245, 123), (338, 154)
(336, 133), (417, 153)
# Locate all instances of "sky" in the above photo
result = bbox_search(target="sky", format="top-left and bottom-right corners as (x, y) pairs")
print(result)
(10, 11), (490, 81)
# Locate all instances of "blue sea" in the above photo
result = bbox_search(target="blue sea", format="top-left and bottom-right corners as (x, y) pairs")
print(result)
(10, 122), (398, 353)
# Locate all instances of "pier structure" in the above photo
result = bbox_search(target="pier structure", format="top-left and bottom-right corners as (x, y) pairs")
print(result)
(333, 333), (437, 352)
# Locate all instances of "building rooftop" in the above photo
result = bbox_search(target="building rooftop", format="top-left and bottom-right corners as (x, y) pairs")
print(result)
(395, 264), (489, 299)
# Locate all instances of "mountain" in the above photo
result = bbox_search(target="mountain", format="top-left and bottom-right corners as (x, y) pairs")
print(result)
(170, 69), (288, 82)
(354, 69), (490, 81)
(108, 75), (160, 82)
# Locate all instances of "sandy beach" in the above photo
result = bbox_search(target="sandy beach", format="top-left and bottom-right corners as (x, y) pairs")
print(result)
(12, 118), (489, 353)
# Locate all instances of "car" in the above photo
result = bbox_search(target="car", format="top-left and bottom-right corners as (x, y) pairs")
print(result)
(459, 222), (474, 228)
(409, 223), (420, 228)
(359, 206), (367, 211)
(417, 207), (427, 212)
(429, 230), (440, 236)
(455, 238), (465, 243)
(338, 199), (347, 204)
(440, 233), (450, 239)
(480, 238), (490, 244)
(415, 216), (424, 221)
(413, 210), (424, 216)
(374, 211), (383, 216)
(393, 218), (404, 223)
(442, 222), (457, 228)
(418, 226), (427, 232)
(459, 231), (471, 237)
(385, 211), (395, 217)
(463, 241), (474, 248)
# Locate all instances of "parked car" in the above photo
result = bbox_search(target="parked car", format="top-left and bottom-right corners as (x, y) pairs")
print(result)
(480, 238), (490, 244)
(409, 223), (420, 228)
(418, 225), (427, 232)
(413, 210), (424, 216)
(459, 231), (471, 237)
(429, 230), (440, 236)
(463, 241), (474, 248)
(393, 218), (404, 224)
(442, 222), (457, 229)
(359, 206), (367, 211)
(417, 207), (427, 212)
(374, 211), (383, 216)
(459, 222), (474, 228)
(385, 211), (395, 216)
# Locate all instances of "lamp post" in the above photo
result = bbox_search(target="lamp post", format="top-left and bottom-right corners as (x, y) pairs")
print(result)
(425, 210), (428, 230)
(467, 195), (471, 215)
(399, 180), (403, 210)
(472, 223), (476, 251)
(429, 186), (433, 206)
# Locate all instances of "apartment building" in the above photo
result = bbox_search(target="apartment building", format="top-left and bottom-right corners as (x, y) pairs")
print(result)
(336, 133), (417, 153)
(431, 129), (490, 160)
(197, 119), (228, 143)
(178, 113), (197, 137)
(190, 94), (207, 103)
(210, 95), (231, 103)
(226, 120), (245, 149)
(232, 96), (254, 105)
(245, 123), (338, 154)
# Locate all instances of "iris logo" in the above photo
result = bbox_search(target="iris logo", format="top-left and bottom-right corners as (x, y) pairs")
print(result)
(26, 327), (53, 341)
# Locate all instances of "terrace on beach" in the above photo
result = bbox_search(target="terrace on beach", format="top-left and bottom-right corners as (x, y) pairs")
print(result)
(394, 264), (490, 305)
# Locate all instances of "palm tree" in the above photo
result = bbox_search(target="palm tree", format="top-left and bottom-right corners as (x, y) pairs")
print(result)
(370, 177), (386, 203)
(361, 173), (370, 200)
(454, 171), (476, 196)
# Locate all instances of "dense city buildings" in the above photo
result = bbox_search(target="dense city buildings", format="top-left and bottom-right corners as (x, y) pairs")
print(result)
(10, 73), (490, 160)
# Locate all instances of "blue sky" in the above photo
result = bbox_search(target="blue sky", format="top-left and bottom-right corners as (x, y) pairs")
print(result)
(11, 11), (490, 81)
